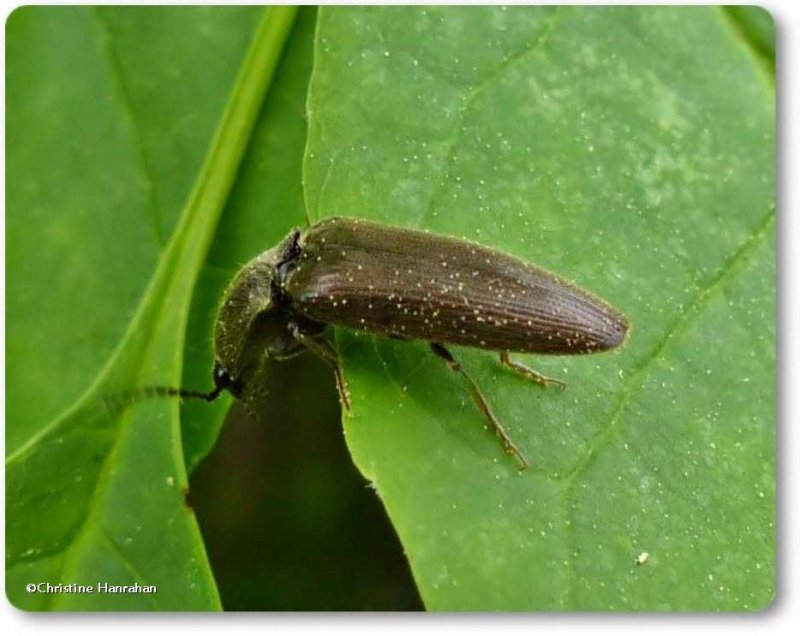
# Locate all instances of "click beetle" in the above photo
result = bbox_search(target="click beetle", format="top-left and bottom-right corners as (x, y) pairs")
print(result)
(185, 216), (629, 469)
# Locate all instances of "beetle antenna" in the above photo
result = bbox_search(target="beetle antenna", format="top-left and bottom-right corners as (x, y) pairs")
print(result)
(103, 384), (223, 415)
(138, 385), (224, 402)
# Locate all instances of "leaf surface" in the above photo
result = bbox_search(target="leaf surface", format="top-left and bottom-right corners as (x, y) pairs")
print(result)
(304, 5), (775, 610)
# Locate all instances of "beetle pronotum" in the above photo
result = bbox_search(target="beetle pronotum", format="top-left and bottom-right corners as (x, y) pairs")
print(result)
(148, 217), (629, 469)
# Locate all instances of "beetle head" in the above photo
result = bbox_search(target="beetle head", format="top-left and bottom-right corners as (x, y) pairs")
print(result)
(211, 229), (301, 398)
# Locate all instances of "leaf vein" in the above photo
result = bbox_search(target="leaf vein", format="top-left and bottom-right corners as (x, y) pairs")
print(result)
(560, 209), (775, 487)
(415, 6), (568, 229)
(90, 7), (163, 247)
(556, 208), (774, 605)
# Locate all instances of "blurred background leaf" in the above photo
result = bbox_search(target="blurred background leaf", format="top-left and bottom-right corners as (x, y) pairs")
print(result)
(5, 5), (298, 609)
(303, 5), (775, 610)
(7, 5), (259, 455)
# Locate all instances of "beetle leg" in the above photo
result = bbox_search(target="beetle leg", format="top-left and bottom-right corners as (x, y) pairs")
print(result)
(430, 343), (529, 470)
(499, 352), (566, 391)
(289, 323), (352, 412)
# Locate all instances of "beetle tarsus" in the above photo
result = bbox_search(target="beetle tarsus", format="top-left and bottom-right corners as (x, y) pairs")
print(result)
(499, 352), (566, 391)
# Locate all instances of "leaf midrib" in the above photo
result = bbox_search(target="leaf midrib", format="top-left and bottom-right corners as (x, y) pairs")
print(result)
(7, 7), (299, 609)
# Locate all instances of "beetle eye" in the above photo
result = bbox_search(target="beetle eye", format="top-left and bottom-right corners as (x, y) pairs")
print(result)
(213, 365), (233, 389)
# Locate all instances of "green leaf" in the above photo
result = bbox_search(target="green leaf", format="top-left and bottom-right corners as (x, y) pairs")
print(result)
(7, 4), (775, 612)
(6, 5), (297, 609)
(305, 6), (775, 610)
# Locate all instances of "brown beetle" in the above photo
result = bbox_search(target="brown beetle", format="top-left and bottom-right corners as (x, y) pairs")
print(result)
(201, 217), (628, 468)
